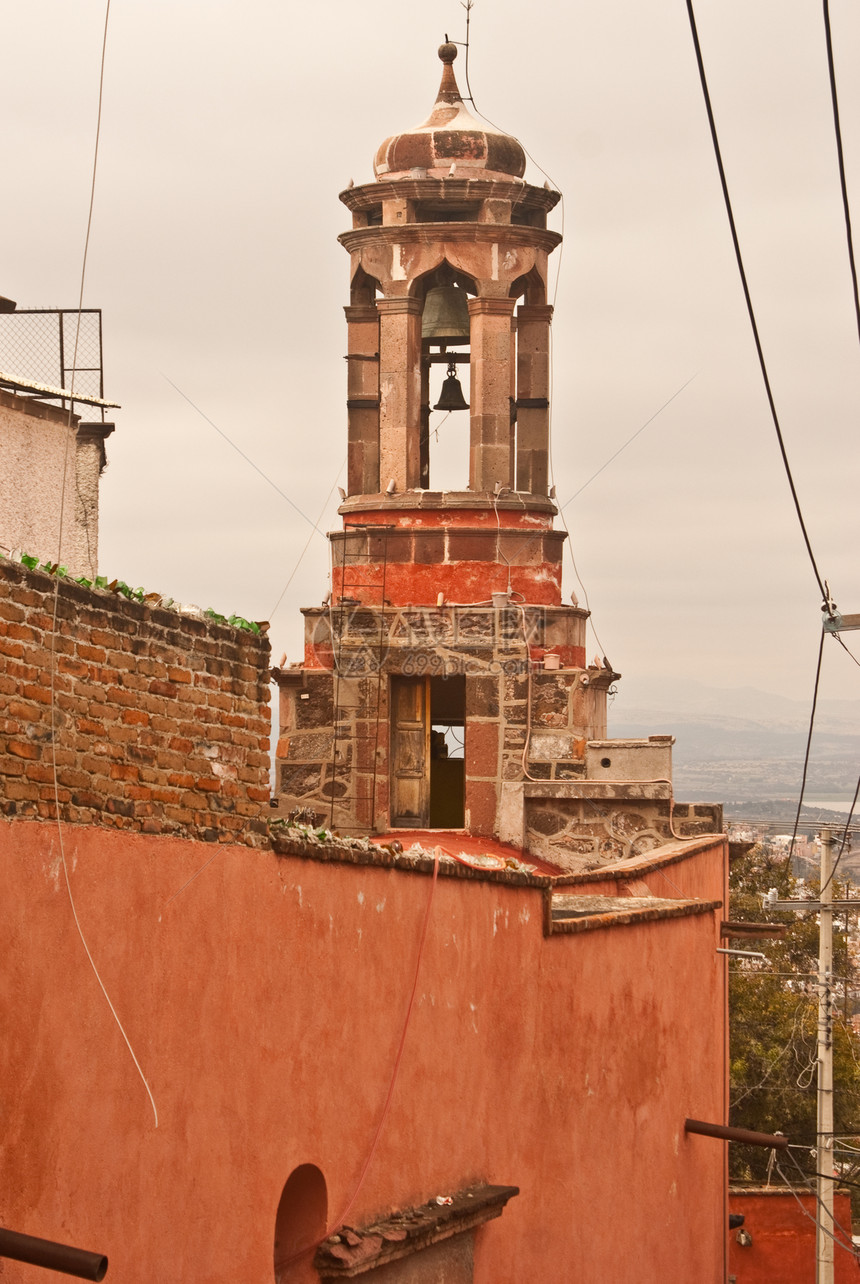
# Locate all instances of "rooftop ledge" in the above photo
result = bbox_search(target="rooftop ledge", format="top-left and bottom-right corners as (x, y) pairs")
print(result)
(338, 491), (557, 516)
(269, 824), (554, 888)
(315, 1184), (519, 1279)
(548, 893), (722, 936)
(523, 780), (673, 801)
(553, 834), (727, 886)
(269, 826), (726, 938)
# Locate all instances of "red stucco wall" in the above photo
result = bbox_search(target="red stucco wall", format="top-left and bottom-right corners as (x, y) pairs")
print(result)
(728, 1189), (857, 1282)
(1, 819), (727, 1282)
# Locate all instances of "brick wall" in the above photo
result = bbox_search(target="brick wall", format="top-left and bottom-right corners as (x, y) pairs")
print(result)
(0, 559), (271, 844)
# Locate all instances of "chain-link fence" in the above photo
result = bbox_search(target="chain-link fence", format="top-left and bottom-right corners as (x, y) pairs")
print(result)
(0, 308), (104, 408)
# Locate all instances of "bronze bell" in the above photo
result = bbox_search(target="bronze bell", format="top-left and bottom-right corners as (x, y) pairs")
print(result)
(433, 360), (469, 412)
(422, 284), (470, 343)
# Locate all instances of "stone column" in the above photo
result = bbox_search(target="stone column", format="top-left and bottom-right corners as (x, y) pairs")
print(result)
(468, 296), (516, 493)
(377, 297), (423, 492)
(344, 304), (380, 496)
(515, 303), (553, 495)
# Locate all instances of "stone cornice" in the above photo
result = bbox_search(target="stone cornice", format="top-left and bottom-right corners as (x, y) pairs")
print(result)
(337, 490), (557, 516)
(338, 223), (562, 256)
(340, 177), (560, 212)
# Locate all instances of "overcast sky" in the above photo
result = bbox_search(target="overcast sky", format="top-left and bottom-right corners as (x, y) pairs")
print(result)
(3, 0), (860, 723)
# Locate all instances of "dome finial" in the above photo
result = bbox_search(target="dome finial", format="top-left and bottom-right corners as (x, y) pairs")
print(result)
(436, 40), (461, 105)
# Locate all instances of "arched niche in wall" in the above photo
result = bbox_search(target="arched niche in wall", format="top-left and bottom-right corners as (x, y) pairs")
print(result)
(273, 1163), (327, 1284)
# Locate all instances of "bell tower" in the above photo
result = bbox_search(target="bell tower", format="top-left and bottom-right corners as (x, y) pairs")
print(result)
(337, 40), (563, 598)
(273, 44), (623, 853)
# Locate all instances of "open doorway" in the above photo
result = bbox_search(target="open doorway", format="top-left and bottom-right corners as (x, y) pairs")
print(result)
(390, 675), (465, 828)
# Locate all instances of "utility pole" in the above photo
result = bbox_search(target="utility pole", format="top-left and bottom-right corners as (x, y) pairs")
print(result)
(816, 826), (835, 1284)
(765, 825), (850, 1284)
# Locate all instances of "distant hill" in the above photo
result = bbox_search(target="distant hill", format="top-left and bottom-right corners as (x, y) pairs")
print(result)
(608, 676), (860, 808)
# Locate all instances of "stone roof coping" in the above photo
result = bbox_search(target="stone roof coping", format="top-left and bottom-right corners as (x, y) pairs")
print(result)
(729, 1185), (845, 1195)
(269, 826), (554, 888)
(553, 834), (726, 885)
(522, 780), (673, 801)
(315, 1184), (518, 1279)
(548, 894), (722, 937)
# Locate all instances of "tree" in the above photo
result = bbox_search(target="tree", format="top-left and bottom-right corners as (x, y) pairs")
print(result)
(728, 844), (860, 1189)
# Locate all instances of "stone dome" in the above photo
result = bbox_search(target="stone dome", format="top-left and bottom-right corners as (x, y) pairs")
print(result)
(373, 43), (526, 182)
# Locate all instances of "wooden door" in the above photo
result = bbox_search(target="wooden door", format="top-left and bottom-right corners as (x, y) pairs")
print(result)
(390, 676), (429, 827)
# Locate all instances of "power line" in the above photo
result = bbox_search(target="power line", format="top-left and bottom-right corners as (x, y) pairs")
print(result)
(788, 630), (826, 866)
(268, 457), (346, 622)
(822, 773), (860, 894)
(684, 0), (828, 606)
(559, 373), (697, 513)
(47, 0), (158, 1128)
(822, 0), (860, 350)
(162, 373), (323, 535)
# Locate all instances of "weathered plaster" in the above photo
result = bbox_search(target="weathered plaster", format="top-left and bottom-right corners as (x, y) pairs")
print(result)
(0, 391), (110, 578)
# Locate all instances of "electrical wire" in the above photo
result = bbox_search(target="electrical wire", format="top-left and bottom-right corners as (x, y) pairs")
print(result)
(773, 1160), (857, 1257)
(551, 372), (698, 662)
(546, 321), (610, 663)
(787, 630), (825, 867)
(820, 771), (860, 894)
(558, 374), (698, 514)
(515, 602), (540, 781)
(728, 818), (860, 833)
(780, 1148), (860, 1257)
(465, 245), (695, 654)
(466, 9), (842, 869)
(268, 456), (346, 622)
(684, 0), (828, 605)
(46, 0), (158, 1127)
(730, 998), (809, 1106)
(833, 632), (860, 670)
(822, 0), (860, 350)
(451, 4), (631, 661)
(162, 373), (324, 535)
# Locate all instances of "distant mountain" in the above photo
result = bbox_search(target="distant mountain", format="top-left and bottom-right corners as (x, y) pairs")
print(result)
(610, 674), (860, 734)
(607, 677), (860, 806)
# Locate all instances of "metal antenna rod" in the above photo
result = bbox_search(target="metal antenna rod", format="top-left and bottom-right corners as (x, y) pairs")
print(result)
(460, 0), (475, 103)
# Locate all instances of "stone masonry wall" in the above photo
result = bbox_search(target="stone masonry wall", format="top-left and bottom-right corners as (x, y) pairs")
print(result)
(275, 602), (611, 836)
(0, 558), (271, 845)
(524, 792), (724, 872)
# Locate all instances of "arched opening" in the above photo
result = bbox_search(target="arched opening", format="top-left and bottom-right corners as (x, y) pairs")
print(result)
(510, 266), (546, 308)
(273, 1164), (327, 1284)
(349, 265), (381, 307)
(416, 262), (475, 492)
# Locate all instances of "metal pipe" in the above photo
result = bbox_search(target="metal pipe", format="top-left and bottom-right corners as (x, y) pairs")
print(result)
(0, 1228), (108, 1280)
(684, 1118), (788, 1150)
